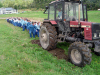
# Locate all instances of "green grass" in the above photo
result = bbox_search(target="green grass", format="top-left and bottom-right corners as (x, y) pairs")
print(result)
(0, 11), (100, 75)
(0, 11), (47, 21)
(0, 10), (100, 23)
(88, 11), (100, 23)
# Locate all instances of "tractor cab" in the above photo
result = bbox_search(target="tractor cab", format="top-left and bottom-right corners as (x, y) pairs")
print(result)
(45, 0), (87, 22)
(44, 0), (88, 32)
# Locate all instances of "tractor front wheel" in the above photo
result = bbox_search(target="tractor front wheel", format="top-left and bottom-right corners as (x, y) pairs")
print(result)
(39, 23), (57, 50)
(68, 42), (92, 67)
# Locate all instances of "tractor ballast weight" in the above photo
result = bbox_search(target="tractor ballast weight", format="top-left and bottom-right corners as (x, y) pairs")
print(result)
(39, 0), (100, 67)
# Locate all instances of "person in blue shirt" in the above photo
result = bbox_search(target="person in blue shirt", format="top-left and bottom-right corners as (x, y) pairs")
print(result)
(20, 18), (24, 27)
(15, 18), (18, 26)
(27, 22), (37, 38)
(22, 19), (28, 31)
(13, 18), (17, 26)
(12, 18), (14, 25)
(17, 18), (21, 27)
(58, 9), (62, 19)
(35, 22), (40, 37)
(27, 20), (31, 30)
(35, 22), (40, 30)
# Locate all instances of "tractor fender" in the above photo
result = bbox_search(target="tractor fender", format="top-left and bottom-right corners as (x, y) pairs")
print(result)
(43, 20), (57, 25)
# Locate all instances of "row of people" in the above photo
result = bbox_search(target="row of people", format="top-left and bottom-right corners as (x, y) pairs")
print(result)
(6, 17), (41, 38)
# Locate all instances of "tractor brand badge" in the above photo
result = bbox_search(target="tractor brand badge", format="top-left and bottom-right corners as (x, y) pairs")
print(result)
(81, 25), (90, 28)
(70, 25), (79, 27)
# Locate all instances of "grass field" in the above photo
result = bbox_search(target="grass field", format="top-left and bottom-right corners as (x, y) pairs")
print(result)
(0, 11), (100, 75)
(0, 10), (100, 22)
(0, 11), (47, 22)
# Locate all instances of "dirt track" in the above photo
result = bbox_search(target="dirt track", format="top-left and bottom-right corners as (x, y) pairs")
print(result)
(0, 18), (7, 19)
(31, 40), (68, 61)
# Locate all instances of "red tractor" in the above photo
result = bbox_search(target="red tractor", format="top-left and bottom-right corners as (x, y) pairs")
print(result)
(39, 0), (100, 67)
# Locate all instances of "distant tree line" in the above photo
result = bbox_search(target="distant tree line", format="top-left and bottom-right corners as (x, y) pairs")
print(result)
(1, 0), (34, 9)
(82, 0), (100, 10)
(0, 0), (100, 10)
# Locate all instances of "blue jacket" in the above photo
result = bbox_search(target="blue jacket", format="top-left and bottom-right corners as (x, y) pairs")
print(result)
(23, 21), (28, 25)
(27, 22), (31, 27)
(58, 11), (62, 17)
(20, 19), (24, 26)
(27, 25), (37, 31)
(35, 24), (40, 30)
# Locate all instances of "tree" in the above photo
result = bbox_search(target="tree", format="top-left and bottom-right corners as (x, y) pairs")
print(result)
(34, 0), (54, 9)
(0, 2), (3, 8)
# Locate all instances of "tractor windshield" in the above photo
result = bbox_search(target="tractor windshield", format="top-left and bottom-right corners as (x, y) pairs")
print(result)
(65, 2), (83, 21)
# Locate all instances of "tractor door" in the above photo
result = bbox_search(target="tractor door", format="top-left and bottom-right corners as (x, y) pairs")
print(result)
(55, 2), (64, 21)
(48, 3), (55, 20)
(55, 1), (66, 32)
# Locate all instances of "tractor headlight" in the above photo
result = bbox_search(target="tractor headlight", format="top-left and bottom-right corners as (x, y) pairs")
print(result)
(94, 33), (97, 37)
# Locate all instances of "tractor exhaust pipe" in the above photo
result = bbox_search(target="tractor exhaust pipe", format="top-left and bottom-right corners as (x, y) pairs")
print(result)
(78, 0), (81, 26)
(78, 4), (80, 25)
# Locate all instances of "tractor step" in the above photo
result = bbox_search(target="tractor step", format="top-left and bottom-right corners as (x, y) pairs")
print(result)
(58, 34), (65, 38)
(57, 39), (64, 43)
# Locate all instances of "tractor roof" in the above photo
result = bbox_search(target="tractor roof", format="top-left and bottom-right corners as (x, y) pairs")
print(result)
(50, 0), (81, 4)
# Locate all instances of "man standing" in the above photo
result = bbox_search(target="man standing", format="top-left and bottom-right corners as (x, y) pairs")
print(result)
(27, 20), (31, 30)
(35, 22), (40, 37)
(22, 19), (28, 31)
(27, 22), (37, 38)
(20, 18), (24, 27)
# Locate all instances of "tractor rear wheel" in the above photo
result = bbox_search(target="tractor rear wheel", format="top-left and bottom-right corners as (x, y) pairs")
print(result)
(68, 42), (92, 67)
(39, 23), (57, 50)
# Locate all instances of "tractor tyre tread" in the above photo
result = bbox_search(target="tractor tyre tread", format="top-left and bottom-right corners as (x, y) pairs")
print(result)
(68, 42), (92, 67)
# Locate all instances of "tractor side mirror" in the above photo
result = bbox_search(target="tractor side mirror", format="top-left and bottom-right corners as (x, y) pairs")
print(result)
(44, 6), (49, 14)
(45, 6), (48, 9)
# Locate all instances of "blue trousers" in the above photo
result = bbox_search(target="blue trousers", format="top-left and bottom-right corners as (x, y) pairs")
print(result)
(14, 22), (17, 26)
(12, 21), (14, 25)
(18, 23), (21, 27)
(16, 22), (19, 26)
(17, 23), (20, 27)
(10, 20), (12, 24)
(27, 25), (29, 30)
(23, 25), (27, 31)
(35, 29), (39, 37)
(20, 24), (23, 27)
(29, 30), (35, 38)
(13, 22), (15, 26)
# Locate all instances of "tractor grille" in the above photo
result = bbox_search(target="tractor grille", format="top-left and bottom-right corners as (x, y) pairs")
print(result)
(92, 23), (100, 40)
(86, 30), (91, 38)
